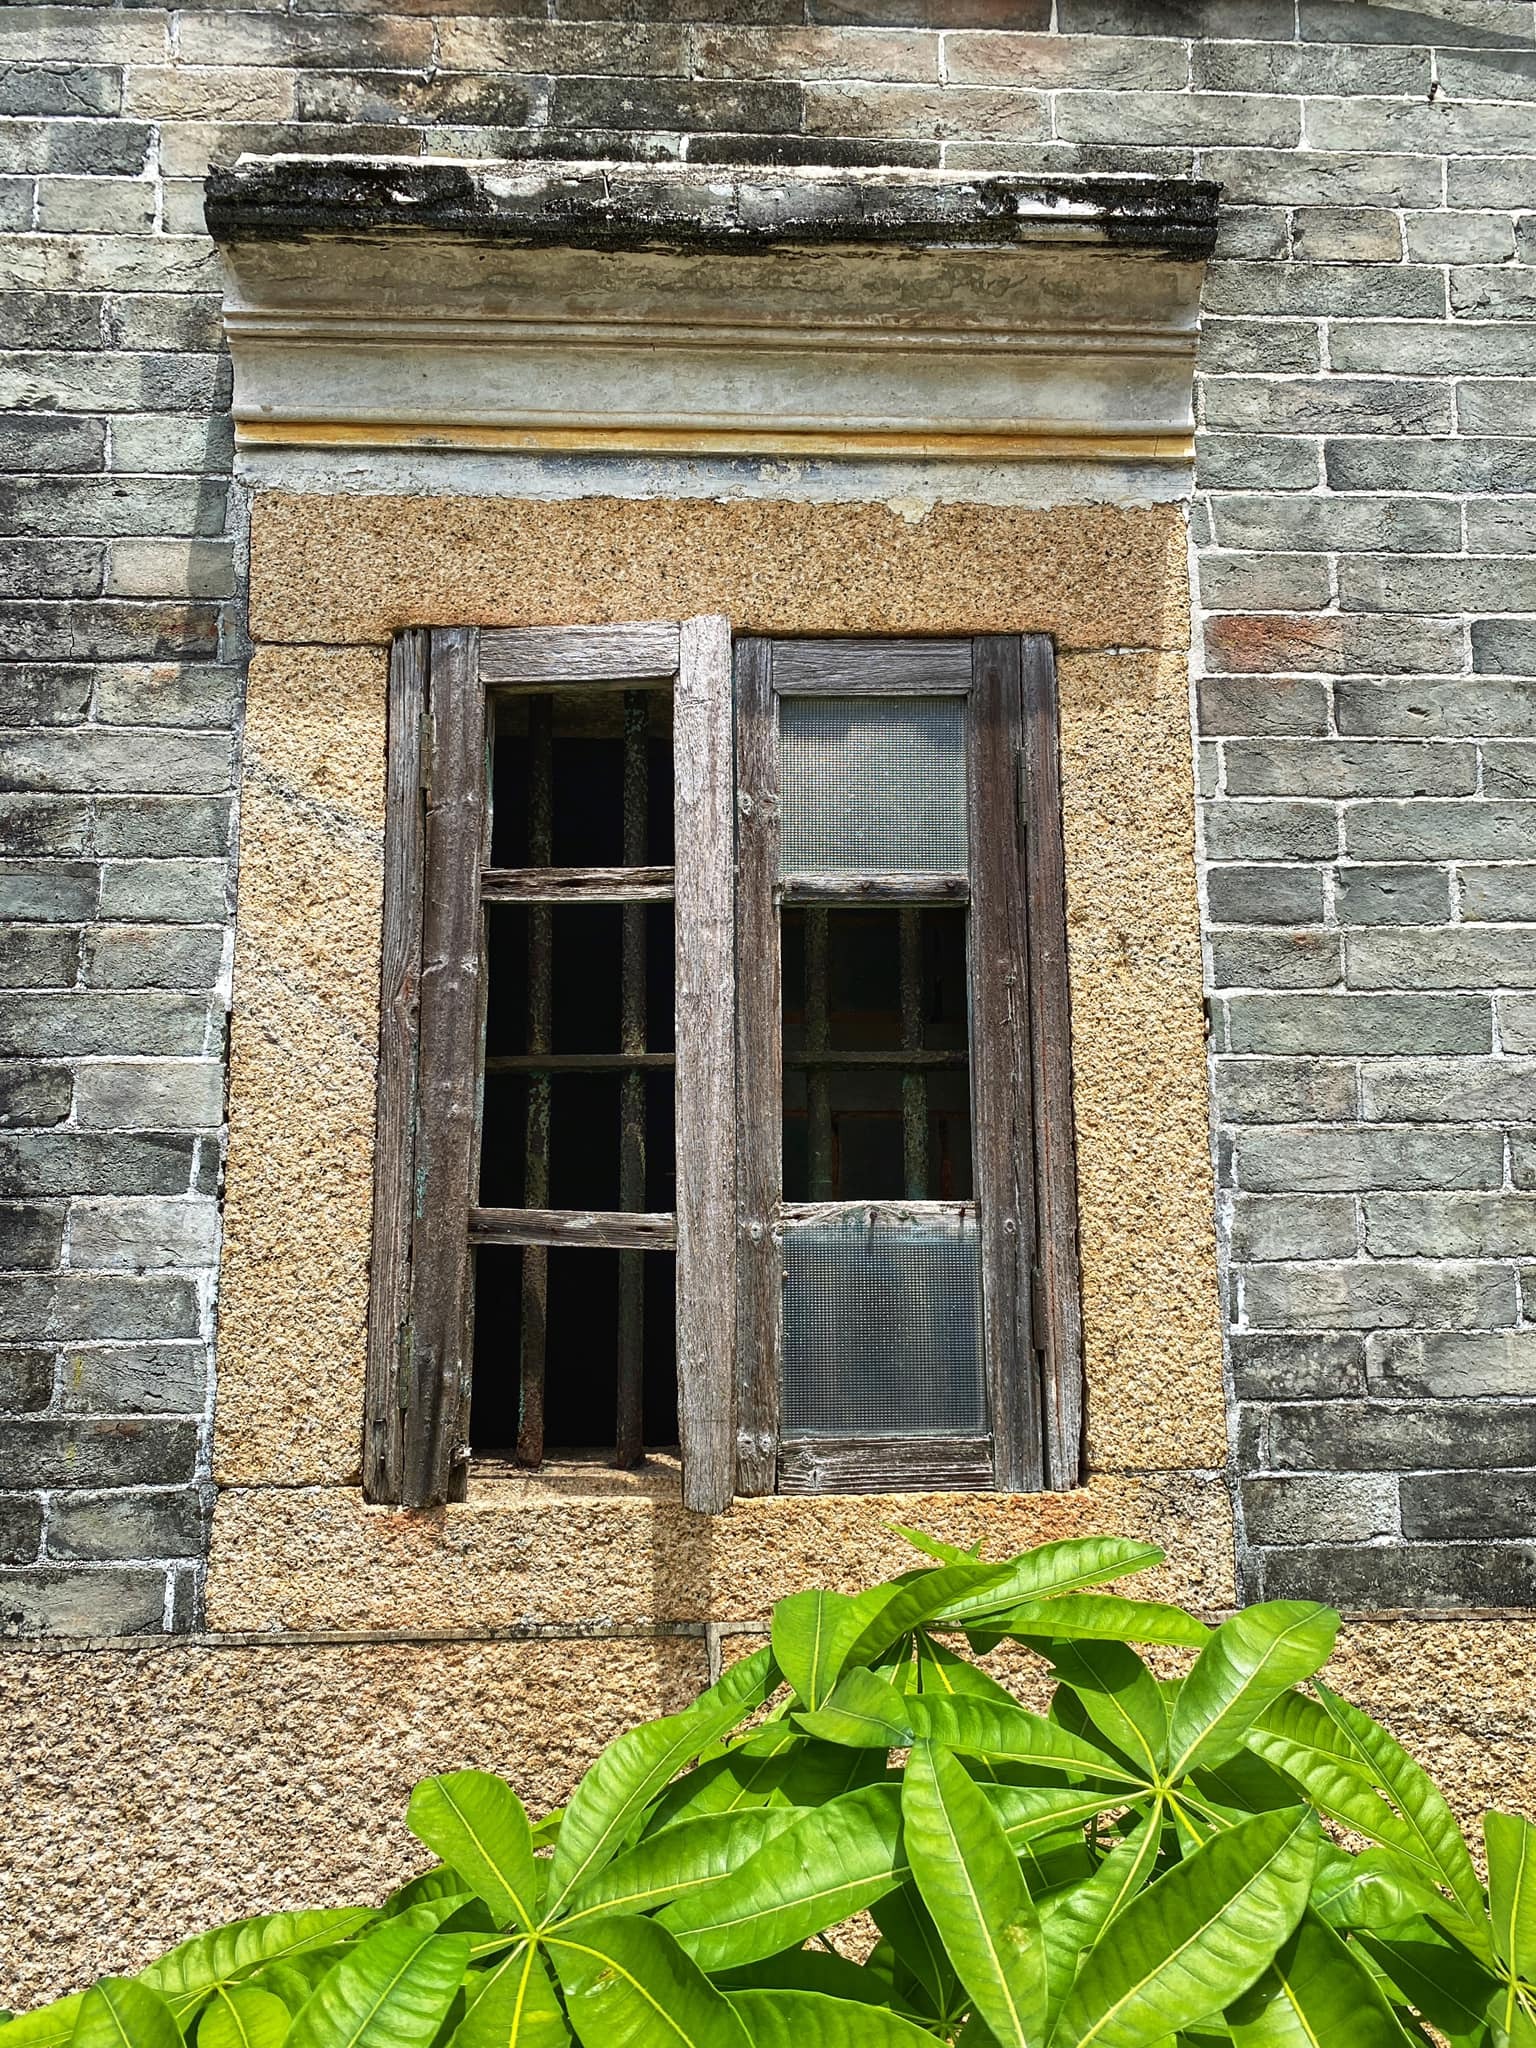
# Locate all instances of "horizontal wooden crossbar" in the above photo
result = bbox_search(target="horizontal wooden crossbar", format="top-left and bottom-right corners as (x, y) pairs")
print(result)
(470, 1206), (677, 1250)
(482, 866), (675, 904)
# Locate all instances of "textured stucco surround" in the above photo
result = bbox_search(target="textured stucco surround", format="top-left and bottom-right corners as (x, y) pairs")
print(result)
(207, 488), (1232, 1631)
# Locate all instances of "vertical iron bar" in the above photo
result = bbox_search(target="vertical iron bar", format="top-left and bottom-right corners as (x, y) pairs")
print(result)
(805, 906), (833, 1199)
(516, 693), (553, 1467)
(899, 906), (929, 1198)
(616, 689), (648, 1467)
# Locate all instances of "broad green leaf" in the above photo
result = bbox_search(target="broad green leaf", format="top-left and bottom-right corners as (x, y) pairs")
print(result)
(550, 1913), (751, 2048)
(1248, 1733), (1442, 1887)
(874, 1884), (961, 2017)
(644, 1744), (800, 1834)
(906, 1697), (1141, 1784)
(771, 1589), (899, 1709)
(1309, 1845), (1446, 1935)
(1489, 1812), (1536, 2029)
(71, 1980), (180, 2048)
(727, 1990), (939, 2048)
(1051, 1807), (1319, 2048)
(248, 1969), (327, 2018)
(659, 1783), (905, 1971)
(915, 1634), (1018, 1706)
(141, 1913), (378, 2022)
(934, 1539), (1166, 1629)
(545, 1647), (774, 1917)
(1041, 1813), (1162, 2028)
(1227, 1913), (1414, 2047)
(198, 1989), (294, 2048)
(561, 1809), (802, 1925)
(0, 1999), (82, 2048)
(987, 1784), (1137, 1849)
(380, 1871), (464, 1918)
(775, 1739), (890, 1808)
(889, 1525), (980, 1566)
(450, 1948), (568, 2048)
(1360, 1928), (1501, 2043)
(407, 1774), (539, 1934)
(976, 1597), (1210, 1651)
(904, 1743), (1047, 2047)
(286, 1923), (470, 2048)
(794, 1669), (914, 1749)
(1166, 1604), (1338, 1780)
(712, 1949), (895, 2003)
(1042, 1641), (1167, 1781)
(842, 1564), (1017, 1669)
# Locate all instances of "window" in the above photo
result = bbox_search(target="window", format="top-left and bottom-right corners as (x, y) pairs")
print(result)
(365, 622), (1082, 1513)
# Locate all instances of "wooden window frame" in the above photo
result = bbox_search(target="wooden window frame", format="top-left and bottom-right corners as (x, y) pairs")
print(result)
(365, 623), (1081, 1511)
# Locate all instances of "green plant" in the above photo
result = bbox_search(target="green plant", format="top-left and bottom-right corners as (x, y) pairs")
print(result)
(7, 1527), (1535, 2047)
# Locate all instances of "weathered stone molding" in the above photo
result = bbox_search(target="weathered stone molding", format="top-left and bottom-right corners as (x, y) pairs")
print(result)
(207, 160), (1216, 468)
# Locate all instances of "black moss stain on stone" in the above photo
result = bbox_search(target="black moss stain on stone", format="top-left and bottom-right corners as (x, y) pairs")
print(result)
(204, 159), (1220, 261)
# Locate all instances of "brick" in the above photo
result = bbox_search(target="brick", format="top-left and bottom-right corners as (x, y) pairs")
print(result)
(0, 665), (95, 725)
(1198, 319), (1320, 378)
(1226, 994), (1491, 1057)
(807, 0), (1048, 26)
(0, 121), (152, 180)
(1239, 1124), (1504, 1194)
(0, 12), (169, 62)
(1205, 261), (1444, 320)
(0, 729), (232, 797)
(67, 1197), (218, 1272)
(125, 67), (294, 121)
(97, 861), (228, 927)
(0, 1416), (196, 1489)
(1448, 157), (1536, 208)
(1197, 677), (1329, 738)
(1213, 209), (1289, 262)
(1057, 90), (1299, 147)
(1403, 1471), (1536, 1542)
(0, 926), (78, 990)
(0, 1132), (194, 1199)
(1197, 553), (1331, 613)
(1057, 0), (1291, 27)
(1330, 322), (1536, 377)
(1275, 1399), (1536, 1477)
(1349, 927), (1536, 991)
(1226, 740), (1475, 801)
(0, 797), (89, 858)
(1327, 438), (1536, 496)
(1405, 211), (1517, 265)
(0, 1065), (70, 1131)
(1335, 865), (1450, 927)
(0, 1346), (51, 1411)
(1195, 436), (1320, 493)
(1290, 207), (1405, 264)
(1368, 1330), (1536, 1399)
(1230, 1193), (1356, 1262)
(1477, 624), (1536, 678)
(943, 32), (1184, 88)
(1213, 1057), (1357, 1125)
(1461, 867), (1536, 920)
(1300, 0), (1535, 41)
(1468, 502), (1536, 557)
(1258, 1543), (1536, 1609)
(0, 351), (229, 417)
(0, 1497), (41, 1566)
(1201, 148), (1443, 209)
(1502, 996), (1536, 1054)
(0, 415), (106, 474)
(47, 1487), (205, 1562)
(107, 540), (235, 601)
(0, 540), (103, 600)
(73, 1060), (223, 1132)
(1202, 801), (1338, 862)
(0, 68), (121, 118)
(0, 234), (222, 296)
(0, 994), (210, 1059)
(1307, 98), (1536, 155)
(1207, 865), (1325, 926)
(1198, 42), (1428, 93)
(0, 601), (221, 664)
(1249, 1261), (1517, 1333)
(82, 924), (224, 993)
(93, 798), (231, 859)
(92, 664), (238, 731)
(1231, 1332), (1364, 1402)
(0, 1202), (63, 1271)
(1212, 931), (1340, 990)
(1349, 801), (1536, 863)
(1242, 1474), (1398, 1545)
(1336, 679), (1536, 741)
(103, 294), (224, 353)
(1204, 614), (1465, 680)
(1210, 494), (1460, 557)
(0, 861), (96, 924)
(0, 292), (103, 351)
(802, 81), (1046, 136)
(58, 1342), (207, 1416)
(1474, 746), (1536, 802)
(108, 414), (236, 477)
(1511, 1135), (1536, 1191)
(36, 176), (156, 235)
(1366, 1193), (1536, 1260)
(0, 1566), (167, 1635)
(1453, 268), (1536, 322)
(176, 11), (438, 66)
(0, 476), (229, 539)
(1344, 556), (1536, 616)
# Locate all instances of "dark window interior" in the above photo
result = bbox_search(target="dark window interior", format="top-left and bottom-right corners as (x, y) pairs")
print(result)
(472, 689), (679, 1460)
(782, 905), (972, 1203)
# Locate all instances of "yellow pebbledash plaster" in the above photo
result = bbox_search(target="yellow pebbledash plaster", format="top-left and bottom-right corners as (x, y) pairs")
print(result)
(210, 490), (1228, 1631)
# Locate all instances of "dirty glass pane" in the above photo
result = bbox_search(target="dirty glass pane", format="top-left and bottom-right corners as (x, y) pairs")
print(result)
(781, 1210), (985, 1437)
(779, 695), (967, 873)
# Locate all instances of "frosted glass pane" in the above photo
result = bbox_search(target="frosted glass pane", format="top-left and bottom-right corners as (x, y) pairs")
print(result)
(782, 1211), (985, 1437)
(780, 696), (967, 873)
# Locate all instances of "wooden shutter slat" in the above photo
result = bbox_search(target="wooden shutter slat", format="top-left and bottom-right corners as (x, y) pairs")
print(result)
(674, 613), (737, 1514)
(481, 866), (674, 903)
(479, 622), (680, 685)
(471, 1207), (676, 1250)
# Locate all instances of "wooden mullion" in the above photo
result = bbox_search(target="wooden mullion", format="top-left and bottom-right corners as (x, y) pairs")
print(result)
(674, 614), (737, 1514)
(733, 636), (780, 1497)
(363, 630), (428, 1503)
(1021, 635), (1086, 1490)
(517, 694), (553, 1469)
(482, 866), (674, 904)
(615, 689), (648, 1469)
(968, 636), (1045, 1495)
(401, 626), (485, 1509)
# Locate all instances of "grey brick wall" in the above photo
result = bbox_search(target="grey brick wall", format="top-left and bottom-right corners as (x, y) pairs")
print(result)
(3, 0), (1535, 1628)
